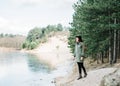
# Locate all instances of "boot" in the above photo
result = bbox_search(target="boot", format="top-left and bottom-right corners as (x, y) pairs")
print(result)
(77, 75), (82, 80)
(84, 73), (87, 77)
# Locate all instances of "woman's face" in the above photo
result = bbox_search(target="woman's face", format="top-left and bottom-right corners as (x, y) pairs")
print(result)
(76, 37), (79, 42)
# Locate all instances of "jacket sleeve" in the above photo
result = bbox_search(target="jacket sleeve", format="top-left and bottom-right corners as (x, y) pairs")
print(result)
(74, 45), (76, 57)
(81, 43), (85, 56)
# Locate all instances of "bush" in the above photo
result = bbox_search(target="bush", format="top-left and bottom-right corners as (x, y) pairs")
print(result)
(22, 42), (26, 49)
(22, 41), (30, 49)
(40, 37), (47, 43)
(30, 42), (38, 49)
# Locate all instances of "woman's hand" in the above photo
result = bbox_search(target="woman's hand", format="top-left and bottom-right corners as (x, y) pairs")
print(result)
(81, 56), (84, 60)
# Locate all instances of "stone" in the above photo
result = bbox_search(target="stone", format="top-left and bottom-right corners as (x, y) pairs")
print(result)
(100, 68), (120, 86)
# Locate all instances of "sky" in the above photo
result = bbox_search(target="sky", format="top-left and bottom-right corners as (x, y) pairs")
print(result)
(0, 0), (77, 35)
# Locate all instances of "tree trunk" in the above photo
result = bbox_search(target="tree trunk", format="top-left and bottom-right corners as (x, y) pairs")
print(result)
(96, 53), (100, 64)
(113, 18), (117, 63)
(105, 51), (109, 63)
(108, 9), (113, 65)
(118, 30), (120, 59)
(109, 30), (113, 65)
(116, 30), (119, 59)
(101, 52), (104, 63)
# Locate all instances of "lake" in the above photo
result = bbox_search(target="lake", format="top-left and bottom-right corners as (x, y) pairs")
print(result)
(0, 51), (72, 86)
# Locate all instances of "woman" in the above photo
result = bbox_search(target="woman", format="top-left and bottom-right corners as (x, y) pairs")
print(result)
(74, 36), (87, 80)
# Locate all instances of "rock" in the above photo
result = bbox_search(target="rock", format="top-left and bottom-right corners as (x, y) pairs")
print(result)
(51, 80), (56, 83)
(40, 79), (42, 80)
(100, 68), (120, 86)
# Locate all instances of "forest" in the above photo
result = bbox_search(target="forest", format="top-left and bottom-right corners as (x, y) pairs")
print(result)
(68, 0), (120, 64)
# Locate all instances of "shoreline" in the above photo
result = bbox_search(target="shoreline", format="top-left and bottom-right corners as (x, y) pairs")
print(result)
(0, 47), (18, 52)
(0, 46), (73, 68)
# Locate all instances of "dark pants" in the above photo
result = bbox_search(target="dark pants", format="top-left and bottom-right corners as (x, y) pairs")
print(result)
(77, 62), (87, 76)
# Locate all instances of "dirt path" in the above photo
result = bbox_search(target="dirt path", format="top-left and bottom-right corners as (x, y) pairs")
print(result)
(73, 68), (116, 86)
(56, 68), (117, 86)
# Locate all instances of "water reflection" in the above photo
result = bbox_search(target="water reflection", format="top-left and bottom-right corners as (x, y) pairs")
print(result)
(27, 54), (51, 73)
(0, 51), (53, 86)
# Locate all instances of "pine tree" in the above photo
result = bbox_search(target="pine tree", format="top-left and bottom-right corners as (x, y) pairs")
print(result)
(68, 0), (120, 64)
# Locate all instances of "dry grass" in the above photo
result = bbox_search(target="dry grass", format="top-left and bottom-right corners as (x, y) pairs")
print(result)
(0, 36), (26, 49)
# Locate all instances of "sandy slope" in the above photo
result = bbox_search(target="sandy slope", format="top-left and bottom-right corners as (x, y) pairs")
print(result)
(29, 35), (73, 67)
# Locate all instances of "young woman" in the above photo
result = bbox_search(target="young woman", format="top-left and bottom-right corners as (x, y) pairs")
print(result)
(74, 36), (87, 80)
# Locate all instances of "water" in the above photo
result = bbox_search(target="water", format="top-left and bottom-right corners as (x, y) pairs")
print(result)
(0, 51), (73, 86)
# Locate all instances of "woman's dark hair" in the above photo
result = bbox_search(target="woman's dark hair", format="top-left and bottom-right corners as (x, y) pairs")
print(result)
(76, 36), (83, 42)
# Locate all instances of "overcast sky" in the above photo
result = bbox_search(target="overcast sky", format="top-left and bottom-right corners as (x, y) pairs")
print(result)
(0, 0), (77, 35)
